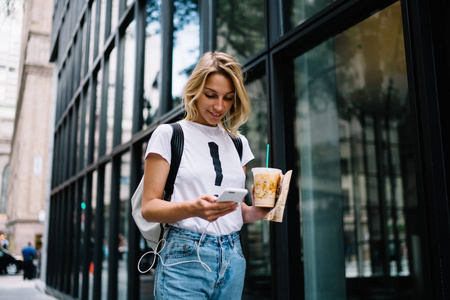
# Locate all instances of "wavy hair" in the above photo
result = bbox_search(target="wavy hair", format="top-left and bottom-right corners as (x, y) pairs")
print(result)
(182, 51), (251, 137)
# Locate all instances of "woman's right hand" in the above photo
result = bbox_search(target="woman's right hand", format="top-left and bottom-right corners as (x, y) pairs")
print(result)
(184, 195), (238, 222)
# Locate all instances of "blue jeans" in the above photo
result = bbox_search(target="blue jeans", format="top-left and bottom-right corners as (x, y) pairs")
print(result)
(154, 226), (246, 300)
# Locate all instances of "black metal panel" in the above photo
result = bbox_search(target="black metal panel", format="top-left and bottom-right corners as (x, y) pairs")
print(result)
(267, 0), (282, 46)
(113, 33), (125, 148)
(132, 0), (145, 135)
(269, 51), (303, 300)
(160, 0), (174, 114)
(429, 1), (450, 187)
(87, 75), (98, 165)
(107, 157), (121, 300)
(200, 0), (217, 53)
(401, 0), (450, 298)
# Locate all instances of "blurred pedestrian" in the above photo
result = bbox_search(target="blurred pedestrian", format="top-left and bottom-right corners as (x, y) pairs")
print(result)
(22, 242), (37, 280)
(0, 234), (9, 250)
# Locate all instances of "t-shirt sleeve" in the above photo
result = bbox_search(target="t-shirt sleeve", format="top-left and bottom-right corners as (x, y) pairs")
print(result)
(239, 134), (254, 167)
(144, 124), (172, 164)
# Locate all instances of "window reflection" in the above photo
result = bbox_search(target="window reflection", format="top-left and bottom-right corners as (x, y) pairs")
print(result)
(83, 86), (91, 167)
(76, 98), (83, 171)
(81, 22), (88, 81)
(292, 2), (425, 299)
(283, 0), (333, 33)
(89, 2), (97, 69)
(143, 1), (161, 129)
(111, 0), (119, 33)
(242, 73), (271, 299)
(99, 0), (107, 52)
(334, 2), (410, 279)
(118, 152), (131, 299)
(106, 49), (117, 154)
(172, 0), (199, 106)
(94, 69), (102, 160)
(126, 0), (133, 10)
(216, 0), (265, 63)
(89, 170), (98, 300)
(123, 22), (135, 141)
(78, 178), (86, 298)
(102, 163), (112, 300)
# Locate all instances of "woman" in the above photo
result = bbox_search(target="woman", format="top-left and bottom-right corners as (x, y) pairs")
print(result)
(142, 51), (269, 299)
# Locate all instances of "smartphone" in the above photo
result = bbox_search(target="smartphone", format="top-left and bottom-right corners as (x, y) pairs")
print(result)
(216, 188), (248, 203)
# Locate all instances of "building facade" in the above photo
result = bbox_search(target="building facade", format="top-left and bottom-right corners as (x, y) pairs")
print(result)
(0, 0), (23, 244)
(47, 0), (449, 299)
(5, 0), (54, 256)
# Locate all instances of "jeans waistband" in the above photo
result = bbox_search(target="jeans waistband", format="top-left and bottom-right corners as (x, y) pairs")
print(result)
(168, 226), (240, 247)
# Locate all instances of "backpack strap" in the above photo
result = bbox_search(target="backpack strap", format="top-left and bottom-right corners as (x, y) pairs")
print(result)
(228, 133), (243, 162)
(164, 123), (184, 200)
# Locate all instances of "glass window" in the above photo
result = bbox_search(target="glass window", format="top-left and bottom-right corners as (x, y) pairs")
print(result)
(126, 0), (134, 10)
(123, 21), (136, 141)
(216, 0), (265, 63)
(118, 152), (131, 299)
(102, 163), (112, 300)
(89, 2), (97, 69)
(78, 177), (87, 298)
(111, 0), (119, 33)
(282, 0), (333, 33)
(172, 0), (200, 106)
(241, 72), (271, 299)
(143, 1), (161, 129)
(89, 170), (98, 300)
(106, 49), (117, 154)
(99, 0), (107, 53)
(291, 2), (427, 298)
(81, 21), (89, 80)
(94, 69), (102, 160)
(76, 98), (83, 170)
(83, 86), (92, 167)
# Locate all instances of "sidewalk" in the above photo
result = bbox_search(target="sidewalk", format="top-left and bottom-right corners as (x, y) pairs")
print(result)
(0, 274), (57, 300)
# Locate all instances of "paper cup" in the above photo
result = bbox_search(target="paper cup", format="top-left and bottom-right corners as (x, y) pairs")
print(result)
(252, 167), (282, 208)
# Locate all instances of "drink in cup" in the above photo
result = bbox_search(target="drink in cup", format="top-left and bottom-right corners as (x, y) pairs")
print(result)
(252, 167), (282, 208)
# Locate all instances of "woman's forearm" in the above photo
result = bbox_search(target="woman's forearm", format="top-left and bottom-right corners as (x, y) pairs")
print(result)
(141, 198), (194, 223)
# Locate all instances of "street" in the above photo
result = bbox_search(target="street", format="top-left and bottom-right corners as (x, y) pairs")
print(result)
(0, 274), (56, 300)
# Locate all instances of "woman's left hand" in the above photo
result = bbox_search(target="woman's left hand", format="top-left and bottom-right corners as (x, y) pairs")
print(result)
(241, 185), (271, 223)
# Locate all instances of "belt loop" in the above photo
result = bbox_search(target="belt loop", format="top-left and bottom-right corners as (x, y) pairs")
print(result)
(228, 235), (235, 247)
(198, 236), (205, 247)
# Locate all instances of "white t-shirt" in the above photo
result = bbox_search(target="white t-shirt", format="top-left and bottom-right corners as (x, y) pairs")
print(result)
(145, 120), (254, 236)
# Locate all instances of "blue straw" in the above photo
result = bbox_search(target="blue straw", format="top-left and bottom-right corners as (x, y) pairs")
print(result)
(266, 144), (270, 168)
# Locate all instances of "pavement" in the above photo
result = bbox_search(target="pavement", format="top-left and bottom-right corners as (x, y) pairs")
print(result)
(0, 274), (57, 300)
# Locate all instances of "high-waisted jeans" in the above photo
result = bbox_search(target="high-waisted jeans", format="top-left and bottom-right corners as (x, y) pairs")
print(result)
(154, 226), (246, 300)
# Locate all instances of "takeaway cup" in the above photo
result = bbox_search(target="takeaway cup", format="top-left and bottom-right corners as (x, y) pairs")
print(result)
(252, 167), (282, 208)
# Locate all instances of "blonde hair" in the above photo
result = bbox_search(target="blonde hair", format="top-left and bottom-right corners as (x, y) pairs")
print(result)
(182, 51), (251, 136)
